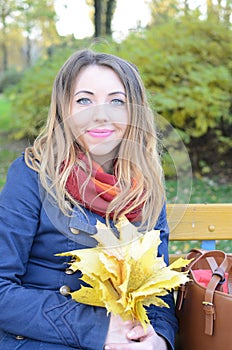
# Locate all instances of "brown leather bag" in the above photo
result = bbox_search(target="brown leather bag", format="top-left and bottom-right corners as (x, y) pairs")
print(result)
(175, 249), (232, 350)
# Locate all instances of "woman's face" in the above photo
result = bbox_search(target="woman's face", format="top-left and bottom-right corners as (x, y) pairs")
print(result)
(70, 65), (128, 165)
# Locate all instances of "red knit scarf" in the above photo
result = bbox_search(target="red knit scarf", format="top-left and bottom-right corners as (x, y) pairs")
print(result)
(65, 156), (142, 222)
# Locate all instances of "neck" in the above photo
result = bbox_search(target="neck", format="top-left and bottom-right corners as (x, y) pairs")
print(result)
(91, 154), (114, 173)
(90, 146), (120, 174)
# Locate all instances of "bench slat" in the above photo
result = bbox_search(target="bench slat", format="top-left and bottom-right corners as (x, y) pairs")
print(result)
(167, 203), (232, 241)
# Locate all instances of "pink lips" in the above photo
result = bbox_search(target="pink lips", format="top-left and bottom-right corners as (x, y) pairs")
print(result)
(87, 129), (114, 138)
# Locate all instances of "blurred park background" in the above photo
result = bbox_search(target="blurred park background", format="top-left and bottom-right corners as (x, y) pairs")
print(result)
(0, 0), (231, 252)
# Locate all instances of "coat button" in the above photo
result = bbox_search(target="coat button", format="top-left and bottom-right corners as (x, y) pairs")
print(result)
(65, 268), (75, 275)
(59, 285), (71, 296)
(16, 335), (25, 340)
(70, 227), (80, 234)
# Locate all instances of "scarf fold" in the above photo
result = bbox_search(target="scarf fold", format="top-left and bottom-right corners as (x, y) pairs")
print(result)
(65, 155), (142, 222)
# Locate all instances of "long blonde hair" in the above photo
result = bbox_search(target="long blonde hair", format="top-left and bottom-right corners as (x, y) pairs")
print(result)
(25, 49), (165, 230)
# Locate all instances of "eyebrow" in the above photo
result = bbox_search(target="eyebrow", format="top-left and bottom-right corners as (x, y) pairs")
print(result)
(74, 90), (94, 96)
(74, 90), (126, 97)
(108, 91), (126, 97)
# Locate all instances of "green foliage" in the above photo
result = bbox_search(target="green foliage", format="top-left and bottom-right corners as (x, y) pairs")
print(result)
(0, 148), (21, 190)
(0, 0), (61, 70)
(0, 95), (11, 129)
(112, 17), (232, 176)
(0, 95), (25, 189)
(117, 17), (232, 138)
(6, 47), (75, 138)
(4, 16), (232, 178)
(0, 69), (23, 93)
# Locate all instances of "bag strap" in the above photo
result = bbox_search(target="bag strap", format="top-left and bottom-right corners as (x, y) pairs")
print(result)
(205, 254), (232, 293)
(200, 251), (229, 335)
(206, 257), (225, 292)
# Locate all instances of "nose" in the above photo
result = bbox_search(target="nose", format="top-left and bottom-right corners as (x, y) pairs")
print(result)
(93, 104), (110, 122)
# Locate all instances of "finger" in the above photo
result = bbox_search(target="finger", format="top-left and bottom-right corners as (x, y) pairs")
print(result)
(127, 325), (153, 341)
(104, 342), (141, 350)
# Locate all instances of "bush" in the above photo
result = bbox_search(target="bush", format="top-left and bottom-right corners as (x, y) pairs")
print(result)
(112, 17), (232, 176)
(6, 46), (75, 139)
(0, 69), (23, 93)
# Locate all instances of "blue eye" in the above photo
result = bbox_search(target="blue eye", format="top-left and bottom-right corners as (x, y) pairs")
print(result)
(76, 97), (91, 105)
(110, 99), (125, 106)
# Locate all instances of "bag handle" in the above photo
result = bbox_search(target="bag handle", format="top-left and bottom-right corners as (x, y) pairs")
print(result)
(176, 249), (207, 311)
(192, 250), (232, 294)
(202, 252), (229, 335)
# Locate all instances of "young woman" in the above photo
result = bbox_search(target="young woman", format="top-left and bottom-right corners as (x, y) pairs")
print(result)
(0, 49), (178, 349)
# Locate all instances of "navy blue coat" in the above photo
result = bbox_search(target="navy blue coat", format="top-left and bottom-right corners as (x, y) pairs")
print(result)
(0, 155), (178, 349)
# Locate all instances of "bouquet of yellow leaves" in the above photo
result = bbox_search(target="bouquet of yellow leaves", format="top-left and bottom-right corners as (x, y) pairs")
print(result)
(57, 217), (190, 329)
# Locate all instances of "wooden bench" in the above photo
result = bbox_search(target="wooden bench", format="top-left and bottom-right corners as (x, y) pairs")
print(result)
(166, 203), (232, 262)
(167, 203), (232, 349)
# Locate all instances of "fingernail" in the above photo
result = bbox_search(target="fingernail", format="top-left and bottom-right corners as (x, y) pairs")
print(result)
(127, 330), (136, 338)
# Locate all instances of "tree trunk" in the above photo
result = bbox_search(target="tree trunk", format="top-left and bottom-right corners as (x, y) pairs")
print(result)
(25, 34), (32, 67)
(1, 6), (9, 71)
(94, 0), (102, 37)
(2, 42), (8, 71)
(105, 0), (115, 36)
(224, 0), (232, 24)
(183, 0), (189, 16)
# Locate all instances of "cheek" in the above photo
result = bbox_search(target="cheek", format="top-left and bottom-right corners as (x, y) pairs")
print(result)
(70, 108), (93, 129)
(67, 114), (87, 143)
(113, 109), (128, 130)
(120, 124), (128, 138)
(118, 113), (129, 136)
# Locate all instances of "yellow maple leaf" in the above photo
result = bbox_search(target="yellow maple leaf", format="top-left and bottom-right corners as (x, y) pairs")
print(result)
(57, 216), (190, 329)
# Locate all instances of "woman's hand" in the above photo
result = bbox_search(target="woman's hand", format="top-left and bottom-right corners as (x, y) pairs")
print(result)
(104, 314), (136, 345)
(104, 314), (168, 350)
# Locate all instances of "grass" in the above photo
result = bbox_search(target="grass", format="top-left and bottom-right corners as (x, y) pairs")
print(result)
(0, 94), (231, 252)
(0, 94), (11, 130)
(166, 177), (232, 204)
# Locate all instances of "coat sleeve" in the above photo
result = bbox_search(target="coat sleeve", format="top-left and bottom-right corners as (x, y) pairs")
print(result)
(147, 204), (179, 350)
(0, 156), (109, 350)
